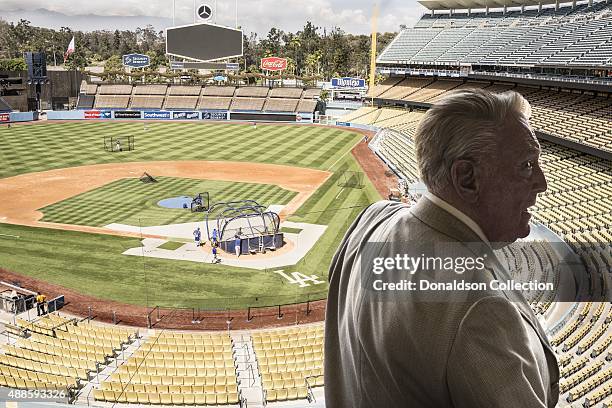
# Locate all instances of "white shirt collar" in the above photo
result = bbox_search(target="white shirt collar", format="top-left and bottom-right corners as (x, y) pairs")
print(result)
(424, 192), (491, 246)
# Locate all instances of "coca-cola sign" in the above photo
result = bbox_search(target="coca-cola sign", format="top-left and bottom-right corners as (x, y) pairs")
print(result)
(261, 57), (287, 71)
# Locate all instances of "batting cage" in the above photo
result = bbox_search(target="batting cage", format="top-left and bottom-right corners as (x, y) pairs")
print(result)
(104, 135), (135, 152)
(205, 200), (283, 254)
(337, 171), (364, 188)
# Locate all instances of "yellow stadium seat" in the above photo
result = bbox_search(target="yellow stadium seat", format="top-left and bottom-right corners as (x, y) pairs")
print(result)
(194, 393), (207, 405)
(148, 392), (161, 404)
(172, 393), (184, 405)
(93, 389), (105, 401)
(102, 390), (116, 402)
(116, 391), (128, 403)
(227, 392), (239, 404)
(205, 394), (216, 405)
(137, 392), (149, 404)
(266, 389), (277, 402)
(277, 388), (289, 401)
(183, 393), (195, 405)
(159, 393), (172, 405)
(287, 387), (298, 400)
(168, 385), (181, 394)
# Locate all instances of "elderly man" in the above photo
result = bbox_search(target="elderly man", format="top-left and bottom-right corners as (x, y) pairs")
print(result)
(325, 89), (558, 408)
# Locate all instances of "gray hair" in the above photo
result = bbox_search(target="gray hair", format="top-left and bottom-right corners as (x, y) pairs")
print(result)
(414, 88), (532, 194)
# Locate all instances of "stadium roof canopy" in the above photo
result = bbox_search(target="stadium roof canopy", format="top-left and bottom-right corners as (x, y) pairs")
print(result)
(418, 0), (561, 10)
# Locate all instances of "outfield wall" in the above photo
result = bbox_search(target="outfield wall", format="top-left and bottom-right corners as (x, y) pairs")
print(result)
(44, 110), (314, 123)
(0, 111), (38, 122)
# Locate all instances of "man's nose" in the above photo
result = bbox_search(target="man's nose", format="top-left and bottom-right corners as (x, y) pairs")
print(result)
(533, 165), (547, 194)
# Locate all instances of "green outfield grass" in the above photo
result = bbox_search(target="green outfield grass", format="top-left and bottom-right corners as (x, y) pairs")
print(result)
(40, 176), (296, 227)
(0, 122), (380, 309)
(0, 122), (358, 178)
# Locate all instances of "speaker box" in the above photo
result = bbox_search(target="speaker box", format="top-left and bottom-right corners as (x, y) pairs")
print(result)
(24, 52), (47, 80)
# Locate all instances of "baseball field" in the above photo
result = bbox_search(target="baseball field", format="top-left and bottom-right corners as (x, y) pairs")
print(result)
(0, 121), (381, 310)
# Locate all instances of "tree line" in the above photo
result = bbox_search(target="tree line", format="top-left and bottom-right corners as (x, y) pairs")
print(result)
(0, 18), (396, 80)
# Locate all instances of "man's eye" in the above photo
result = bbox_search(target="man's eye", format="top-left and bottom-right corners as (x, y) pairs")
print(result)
(524, 161), (534, 170)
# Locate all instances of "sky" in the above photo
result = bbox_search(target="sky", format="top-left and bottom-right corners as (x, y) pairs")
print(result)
(1, 0), (427, 36)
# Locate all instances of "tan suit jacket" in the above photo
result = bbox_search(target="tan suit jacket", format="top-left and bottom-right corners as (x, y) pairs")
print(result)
(324, 198), (559, 408)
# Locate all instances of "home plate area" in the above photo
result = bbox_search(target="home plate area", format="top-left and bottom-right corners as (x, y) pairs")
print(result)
(115, 220), (326, 270)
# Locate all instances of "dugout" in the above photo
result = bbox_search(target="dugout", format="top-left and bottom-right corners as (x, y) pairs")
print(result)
(205, 200), (283, 254)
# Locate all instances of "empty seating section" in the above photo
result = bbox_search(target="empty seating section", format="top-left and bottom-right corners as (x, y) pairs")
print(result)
(378, 2), (612, 67)
(234, 87), (269, 98)
(168, 86), (202, 96)
(373, 78), (612, 153)
(230, 97), (266, 111)
(84, 84), (320, 113)
(129, 96), (164, 109)
(93, 331), (240, 405)
(201, 86), (236, 97)
(94, 95), (129, 109)
(164, 96), (199, 110)
(269, 87), (303, 98)
(264, 98), (299, 112)
(97, 85), (133, 95)
(76, 94), (95, 109)
(198, 97), (232, 110)
(296, 99), (318, 113)
(1, 313), (137, 397)
(406, 79), (462, 102)
(133, 85), (168, 95)
(79, 82), (98, 95)
(302, 88), (322, 99)
(378, 77), (433, 100)
(253, 325), (324, 403)
(368, 77), (403, 98)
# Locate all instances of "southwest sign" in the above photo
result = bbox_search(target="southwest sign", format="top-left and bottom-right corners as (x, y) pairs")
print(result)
(331, 77), (366, 88)
(261, 57), (287, 71)
(122, 54), (150, 69)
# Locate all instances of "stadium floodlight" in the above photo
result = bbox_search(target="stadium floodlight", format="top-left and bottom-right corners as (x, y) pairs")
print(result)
(165, 22), (243, 62)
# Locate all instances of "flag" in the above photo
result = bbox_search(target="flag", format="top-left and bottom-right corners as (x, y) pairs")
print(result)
(64, 36), (75, 63)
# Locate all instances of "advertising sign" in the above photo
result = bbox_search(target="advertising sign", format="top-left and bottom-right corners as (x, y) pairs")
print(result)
(172, 111), (200, 120)
(331, 77), (366, 88)
(143, 111), (171, 119)
(0, 113), (9, 122)
(260, 57), (287, 71)
(84, 110), (100, 119)
(114, 111), (141, 119)
(101, 111), (112, 119)
(202, 111), (228, 120)
(122, 53), (150, 68)
(170, 61), (185, 70)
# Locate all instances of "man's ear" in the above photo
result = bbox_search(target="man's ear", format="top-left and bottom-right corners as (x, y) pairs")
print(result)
(450, 160), (479, 203)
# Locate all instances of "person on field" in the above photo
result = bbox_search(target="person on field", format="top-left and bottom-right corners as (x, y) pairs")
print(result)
(211, 243), (219, 263)
(193, 227), (201, 247)
(234, 234), (241, 257)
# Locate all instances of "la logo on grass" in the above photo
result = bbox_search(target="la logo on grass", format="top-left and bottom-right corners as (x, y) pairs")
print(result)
(274, 270), (324, 287)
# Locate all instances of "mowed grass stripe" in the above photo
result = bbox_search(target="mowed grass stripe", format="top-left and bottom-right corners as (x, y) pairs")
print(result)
(40, 176), (297, 227)
(0, 122), (362, 178)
